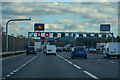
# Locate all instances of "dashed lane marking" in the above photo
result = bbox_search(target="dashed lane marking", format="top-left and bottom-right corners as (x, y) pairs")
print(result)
(83, 71), (99, 79)
(73, 64), (82, 69)
(57, 54), (99, 79)
(109, 61), (115, 63)
(2, 55), (38, 79)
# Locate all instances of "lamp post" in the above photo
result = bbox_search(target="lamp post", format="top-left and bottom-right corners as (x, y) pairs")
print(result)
(5, 17), (31, 52)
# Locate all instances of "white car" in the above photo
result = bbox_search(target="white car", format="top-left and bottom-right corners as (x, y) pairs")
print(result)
(44, 45), (56, 56)
(89, 48), (96, 51)
(103, 42), (120, 59)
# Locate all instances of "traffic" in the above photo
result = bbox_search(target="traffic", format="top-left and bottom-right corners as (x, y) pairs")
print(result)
(1, 1), (120, 80)
(26, 41), (120, 59)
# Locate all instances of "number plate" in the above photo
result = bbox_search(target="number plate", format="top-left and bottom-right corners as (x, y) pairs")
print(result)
(78, 51), (82, 53)
(48, 50), (51, 52)
(111, 52), (115, 54)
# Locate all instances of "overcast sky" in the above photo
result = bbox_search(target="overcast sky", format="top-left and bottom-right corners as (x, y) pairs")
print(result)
(1, 0), (119, 37)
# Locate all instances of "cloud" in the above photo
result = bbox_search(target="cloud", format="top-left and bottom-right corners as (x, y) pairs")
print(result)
(2, 2), (118, 37)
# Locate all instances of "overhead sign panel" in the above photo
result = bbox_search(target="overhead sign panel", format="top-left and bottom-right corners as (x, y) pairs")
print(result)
(34, 23), (44, 31)
(100, 24), (110, 31)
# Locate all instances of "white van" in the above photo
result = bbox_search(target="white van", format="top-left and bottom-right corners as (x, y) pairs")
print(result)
(103, 42), (120, 59)
(44, 45), (56, 56)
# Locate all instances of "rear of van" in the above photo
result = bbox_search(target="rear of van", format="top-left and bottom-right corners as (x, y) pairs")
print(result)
(103, 42), (120, 59)
(46, 45), (56, 56)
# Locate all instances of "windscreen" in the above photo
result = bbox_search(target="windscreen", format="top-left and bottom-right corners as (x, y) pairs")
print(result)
(74, 47), (85, 51)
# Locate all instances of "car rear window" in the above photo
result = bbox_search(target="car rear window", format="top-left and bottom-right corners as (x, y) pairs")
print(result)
(74, 47), (85, 51)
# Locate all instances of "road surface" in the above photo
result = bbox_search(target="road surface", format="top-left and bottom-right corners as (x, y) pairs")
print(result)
(2, 52), (119, 80)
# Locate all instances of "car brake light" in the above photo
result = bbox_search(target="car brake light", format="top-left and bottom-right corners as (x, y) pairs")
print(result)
(85, 51), (87, 53)
(73, 51), (75, 53)
(107, 48), (109, 52)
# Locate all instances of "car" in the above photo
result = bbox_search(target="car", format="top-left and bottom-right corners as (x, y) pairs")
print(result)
(89, 48), (96, 51)
(44, 45), (56, 56)
(71, 46), (87, 59)
(56, 47), (62, 52)
(26, 46), (37, 55)
(62, 47), (67, 52)
(103, 42), (120, 59)
(66, 47), (72, 52)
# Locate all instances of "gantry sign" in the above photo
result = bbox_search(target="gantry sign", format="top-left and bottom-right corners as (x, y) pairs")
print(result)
(28, 32), (114, 46)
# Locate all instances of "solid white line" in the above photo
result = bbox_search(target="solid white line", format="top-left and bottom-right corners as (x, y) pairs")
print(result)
(73, 64), (82, 69)
(2, 53), (25, 61)
(83, 71), (99, 79)
(2, 77), (6, 80)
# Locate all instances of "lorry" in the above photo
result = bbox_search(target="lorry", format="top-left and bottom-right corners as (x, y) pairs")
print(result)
(44, 45), (56, 56)
(103, 42), (120, 59)
(34, 42), (41, 52)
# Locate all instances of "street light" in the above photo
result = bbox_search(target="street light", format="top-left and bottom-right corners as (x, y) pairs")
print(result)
(5, 17), (31, 52)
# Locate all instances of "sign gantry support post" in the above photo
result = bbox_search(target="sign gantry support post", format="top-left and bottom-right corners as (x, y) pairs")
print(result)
(5, 17), (31, 52)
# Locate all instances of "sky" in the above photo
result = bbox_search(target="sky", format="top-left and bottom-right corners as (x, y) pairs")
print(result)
(1, 0), (119, 37)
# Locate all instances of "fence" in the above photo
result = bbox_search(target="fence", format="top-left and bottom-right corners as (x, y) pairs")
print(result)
(2, 34), (36, 52)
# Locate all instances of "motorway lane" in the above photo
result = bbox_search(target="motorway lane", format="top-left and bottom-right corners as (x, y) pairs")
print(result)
(2, 53), (38, 78)
(2, 52), (94, 79)
(57, 52), (118, 79)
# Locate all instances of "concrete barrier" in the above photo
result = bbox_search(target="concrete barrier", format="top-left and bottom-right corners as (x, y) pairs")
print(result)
(1, 50), (26, 58)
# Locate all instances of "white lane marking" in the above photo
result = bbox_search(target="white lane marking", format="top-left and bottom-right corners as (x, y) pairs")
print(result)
(57, 54), (64, 59)
(10, 72), (14, 75)
(73, 64), (82, 69)
(2, 55), (38, 79)
(109, 61), (115, 63)
(57, 54), (99, 79)
(67, 61), (72, 64)
(6, 75), (10, 77)
(13, 70), (17, 73)
(83, 71), (99, 79)
(64, 59), (68, 61)
(1, 53), (25, 61)
(97, 59), (101, 60)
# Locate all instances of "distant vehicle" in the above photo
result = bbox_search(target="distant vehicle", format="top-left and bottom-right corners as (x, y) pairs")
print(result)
(44, 45), (56, 56)
(66, 47), (72, 52)
(89, 48), (96, 52)
(26, 46), (37, 55)
(71, 46), (87, 59)
(103, 42), (120, 59)
(62, 47), (67, 52)
(96, 43), (106, 51)
(56, 47), (62, 52)
(34, 42), (41, 52)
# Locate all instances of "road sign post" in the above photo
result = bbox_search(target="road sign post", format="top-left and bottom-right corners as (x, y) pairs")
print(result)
(5, 17), (31, 52)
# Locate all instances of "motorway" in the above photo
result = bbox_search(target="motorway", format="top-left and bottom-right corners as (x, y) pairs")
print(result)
(2, 51), (119, 80)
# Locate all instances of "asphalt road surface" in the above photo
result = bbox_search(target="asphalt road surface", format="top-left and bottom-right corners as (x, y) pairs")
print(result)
(2, 51), (119, 80)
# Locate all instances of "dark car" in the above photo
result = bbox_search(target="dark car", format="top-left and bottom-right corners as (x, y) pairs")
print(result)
(56, 48), (62, 52)
(66, 47), (72, 52)
(71, 46), (87, 59)
(26, 46), (37, 55)
(62, 47), (67, 52)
